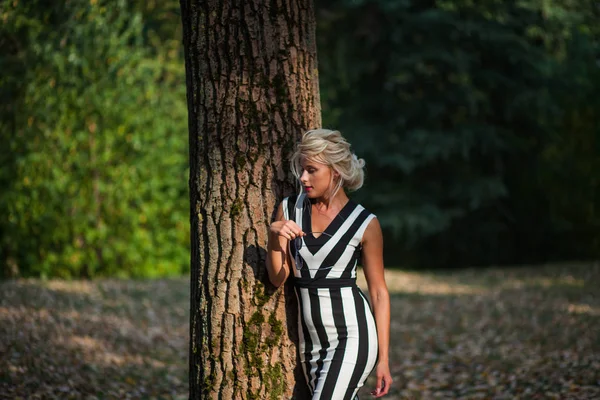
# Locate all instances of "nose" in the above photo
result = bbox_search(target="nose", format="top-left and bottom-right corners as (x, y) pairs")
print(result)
(300, 170), (309, 184)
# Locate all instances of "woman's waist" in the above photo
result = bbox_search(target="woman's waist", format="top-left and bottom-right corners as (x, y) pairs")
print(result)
(292, 276), (358, 289)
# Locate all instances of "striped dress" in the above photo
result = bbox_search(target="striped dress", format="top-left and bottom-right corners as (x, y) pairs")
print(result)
(283, 194), (379, 400)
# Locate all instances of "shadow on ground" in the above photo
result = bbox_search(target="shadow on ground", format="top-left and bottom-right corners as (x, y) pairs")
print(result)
(357, 261), (600, 399)
(0, 279), (189, 399)
(1, 261), (598, 399)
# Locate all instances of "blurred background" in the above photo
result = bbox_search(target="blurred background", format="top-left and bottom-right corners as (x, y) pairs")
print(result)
(1, 0), (599, 279)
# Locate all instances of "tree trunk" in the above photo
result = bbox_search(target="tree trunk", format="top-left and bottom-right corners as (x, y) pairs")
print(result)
(180, 1), (321, 399)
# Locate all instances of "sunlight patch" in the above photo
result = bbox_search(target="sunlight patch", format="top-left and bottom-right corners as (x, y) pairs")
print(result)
(45, 280), (98, 295)
(357, 269), (485, 295)
(567, 303), (600, 316)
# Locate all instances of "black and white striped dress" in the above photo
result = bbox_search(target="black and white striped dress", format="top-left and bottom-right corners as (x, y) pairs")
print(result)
(283, 194), (379, 400)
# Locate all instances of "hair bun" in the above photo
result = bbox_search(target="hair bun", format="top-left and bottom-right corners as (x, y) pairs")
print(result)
(352, 154), (366, 169)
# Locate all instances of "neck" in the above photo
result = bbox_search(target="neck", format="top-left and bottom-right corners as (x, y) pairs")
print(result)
(312, 191), (349, 211)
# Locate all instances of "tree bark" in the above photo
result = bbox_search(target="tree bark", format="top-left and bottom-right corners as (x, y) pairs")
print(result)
(180, 1), (320, 399)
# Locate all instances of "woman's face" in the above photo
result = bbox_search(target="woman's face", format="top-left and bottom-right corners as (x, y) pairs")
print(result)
(299, 157), (335, 199)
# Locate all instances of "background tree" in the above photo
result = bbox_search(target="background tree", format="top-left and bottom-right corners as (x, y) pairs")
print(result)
(317, 0), (600, 267)
(179, 0), (320, 398)
(1, 0), (597, 277)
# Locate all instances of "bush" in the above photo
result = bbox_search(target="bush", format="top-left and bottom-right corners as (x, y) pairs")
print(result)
(0, 0), (189, 278)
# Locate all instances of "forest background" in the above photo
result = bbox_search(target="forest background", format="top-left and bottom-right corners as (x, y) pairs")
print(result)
(1, 0), (599, 279)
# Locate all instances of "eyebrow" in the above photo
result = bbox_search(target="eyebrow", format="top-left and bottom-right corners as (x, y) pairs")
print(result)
(302, 163), (320, 169)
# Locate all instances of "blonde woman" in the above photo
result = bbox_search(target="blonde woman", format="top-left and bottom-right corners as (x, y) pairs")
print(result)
(267, 129), (392, 399)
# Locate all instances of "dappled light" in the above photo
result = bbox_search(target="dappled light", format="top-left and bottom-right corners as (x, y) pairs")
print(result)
(358, 270), (486, 295)
(2, 0), (599, 398)
(1, 263), (598, 398)
(358, 264), (592, 296)
(355, 262), (599, 399)
(0, 279), (189, 399)
(44, 280), (98, 296)
(568, 303), (600, 317)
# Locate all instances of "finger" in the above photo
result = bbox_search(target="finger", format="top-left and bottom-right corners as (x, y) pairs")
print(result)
(377, 376), (389, 397)
(379, 383), (389, 396)
(370, 379), (382, 397)
(288, 221), (303, 232)
(282, 224), (294, 236)
(379, 377), (391, 396)
(289, 225), (304, 237)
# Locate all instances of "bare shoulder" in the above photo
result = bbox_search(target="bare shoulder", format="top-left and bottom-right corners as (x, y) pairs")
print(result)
(362, 214), (383, 245)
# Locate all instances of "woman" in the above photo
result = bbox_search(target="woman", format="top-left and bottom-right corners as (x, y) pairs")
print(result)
(266, 129), (392, 399)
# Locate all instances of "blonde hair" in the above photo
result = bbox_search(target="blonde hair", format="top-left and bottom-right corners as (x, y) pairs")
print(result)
(291, 129), (365, 198)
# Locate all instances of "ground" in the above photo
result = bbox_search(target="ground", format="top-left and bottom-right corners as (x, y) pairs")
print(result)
(1, 261), (598, 399)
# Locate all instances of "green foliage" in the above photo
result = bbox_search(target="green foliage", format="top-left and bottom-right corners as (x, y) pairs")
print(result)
(0, 0), (189, 278)
(0, 0), (597, 274)
(317, 0), (600, 266)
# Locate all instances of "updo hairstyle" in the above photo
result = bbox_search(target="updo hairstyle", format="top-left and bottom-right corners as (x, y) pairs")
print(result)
(290, 129), (366, 198)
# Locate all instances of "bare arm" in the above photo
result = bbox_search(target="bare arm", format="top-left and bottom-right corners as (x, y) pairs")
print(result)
(266, 202), (303, 287)
(361, 217), (392, 398)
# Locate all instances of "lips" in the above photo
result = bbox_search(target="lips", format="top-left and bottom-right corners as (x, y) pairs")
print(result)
(304, 186), (313, 192)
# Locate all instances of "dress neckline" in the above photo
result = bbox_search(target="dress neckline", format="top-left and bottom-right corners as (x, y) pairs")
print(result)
(306, 198), (355, 239)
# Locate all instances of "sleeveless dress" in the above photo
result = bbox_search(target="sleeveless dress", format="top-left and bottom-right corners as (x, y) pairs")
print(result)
(283, 194), (379, 400)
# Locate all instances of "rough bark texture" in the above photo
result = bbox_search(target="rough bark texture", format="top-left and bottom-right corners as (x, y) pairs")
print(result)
(180, 1), (321, 398)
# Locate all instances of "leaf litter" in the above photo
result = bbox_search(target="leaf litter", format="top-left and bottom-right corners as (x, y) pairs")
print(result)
(1, 262), (598, 399)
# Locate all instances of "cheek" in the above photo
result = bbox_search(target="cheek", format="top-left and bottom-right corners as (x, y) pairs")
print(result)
(316, 172), (331, 187)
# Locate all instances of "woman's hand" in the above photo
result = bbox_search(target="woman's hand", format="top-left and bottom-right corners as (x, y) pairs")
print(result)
(371, 361), (392, 398)
(266, 204), (306, 287)
(269, 219), (304, 241)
